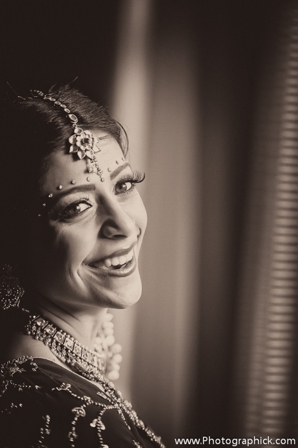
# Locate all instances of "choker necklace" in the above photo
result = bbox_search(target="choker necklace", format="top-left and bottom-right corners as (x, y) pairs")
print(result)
(25, 315), (107, 383)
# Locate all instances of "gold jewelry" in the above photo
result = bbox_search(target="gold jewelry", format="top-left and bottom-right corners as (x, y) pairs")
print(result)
(25, 314), (106, 382)
(32, 90), (105, 182)
(25, 313), (122, 383)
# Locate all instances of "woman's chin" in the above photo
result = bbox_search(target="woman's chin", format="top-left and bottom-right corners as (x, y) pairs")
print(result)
(86, 267), (143, 309)
(103, 277), (143, 309)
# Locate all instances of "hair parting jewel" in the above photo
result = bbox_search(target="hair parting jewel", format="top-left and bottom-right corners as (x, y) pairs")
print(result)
(32, 90), (105, 182)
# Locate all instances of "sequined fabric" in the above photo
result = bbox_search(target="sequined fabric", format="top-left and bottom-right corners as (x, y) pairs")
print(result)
(0, 357), (165, 448)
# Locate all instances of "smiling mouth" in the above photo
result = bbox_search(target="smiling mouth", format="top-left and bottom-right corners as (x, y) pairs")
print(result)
(88, 250), (136, 277)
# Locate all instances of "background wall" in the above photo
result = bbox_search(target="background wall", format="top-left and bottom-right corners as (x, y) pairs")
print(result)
(1, 1), (297, 446)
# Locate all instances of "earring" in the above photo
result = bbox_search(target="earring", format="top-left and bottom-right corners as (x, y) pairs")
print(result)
(0, 264), (25, 310)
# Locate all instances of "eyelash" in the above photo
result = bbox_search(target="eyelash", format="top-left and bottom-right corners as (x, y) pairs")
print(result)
(114, 170), (145, 195)
(55, 170), (145, 221)
(58, 197), (92, 220)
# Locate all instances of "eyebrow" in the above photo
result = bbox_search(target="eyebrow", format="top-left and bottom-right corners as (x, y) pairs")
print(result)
(46, 184), (96, 206)
(110, 162), (131, 180)
(43, 163), (131, 205)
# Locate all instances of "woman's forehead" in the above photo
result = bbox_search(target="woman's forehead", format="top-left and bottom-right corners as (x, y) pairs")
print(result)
(39, 132), (125, 196)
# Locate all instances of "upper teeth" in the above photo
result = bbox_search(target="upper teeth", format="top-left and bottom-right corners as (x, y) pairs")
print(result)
(104, 250), (133, 268)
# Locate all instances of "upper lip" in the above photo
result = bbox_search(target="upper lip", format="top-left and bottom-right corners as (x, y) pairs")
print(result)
(88, 241), (137, 265)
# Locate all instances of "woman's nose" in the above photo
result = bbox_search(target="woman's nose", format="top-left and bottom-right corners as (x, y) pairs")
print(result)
(99, 198), (136, 239)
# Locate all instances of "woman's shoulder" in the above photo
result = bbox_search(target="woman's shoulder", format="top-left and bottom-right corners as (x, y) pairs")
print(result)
(0, 356), (100, 447)
(0, 356), (165, 448)
(0, 355), (101, 404)
(1, 355), (99, 392)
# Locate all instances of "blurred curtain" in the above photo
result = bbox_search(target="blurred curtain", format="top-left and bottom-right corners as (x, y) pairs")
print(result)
(110, 1), (298, 446)
(111, 0), (200, 443)
(231, 2), (298, 439)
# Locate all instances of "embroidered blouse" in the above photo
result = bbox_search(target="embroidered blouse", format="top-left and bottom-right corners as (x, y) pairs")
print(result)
(0, 357), (165, 448)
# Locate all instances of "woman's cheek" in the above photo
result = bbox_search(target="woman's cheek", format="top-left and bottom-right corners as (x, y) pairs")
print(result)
(59, 223), (98, 266)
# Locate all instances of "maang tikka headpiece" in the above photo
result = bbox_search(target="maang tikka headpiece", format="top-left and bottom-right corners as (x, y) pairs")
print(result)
(33, 90), (105, 181)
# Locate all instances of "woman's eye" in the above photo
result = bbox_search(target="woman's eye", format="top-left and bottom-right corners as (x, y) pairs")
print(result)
(60, 201), (91, 219)
(115, 181), (134, 194)
(114, 171), (145, 195)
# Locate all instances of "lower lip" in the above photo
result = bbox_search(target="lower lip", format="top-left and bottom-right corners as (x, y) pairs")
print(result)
(88, 255), (137, 278)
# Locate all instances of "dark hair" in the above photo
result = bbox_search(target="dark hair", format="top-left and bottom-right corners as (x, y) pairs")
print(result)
(0, 84), (127, 266)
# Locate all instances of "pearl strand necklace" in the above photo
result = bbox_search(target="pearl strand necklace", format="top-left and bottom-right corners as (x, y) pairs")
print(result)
(94, 311), (123, 381)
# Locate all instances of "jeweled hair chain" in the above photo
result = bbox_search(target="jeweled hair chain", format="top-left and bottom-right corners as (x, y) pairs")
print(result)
(32, 90), (105, 181)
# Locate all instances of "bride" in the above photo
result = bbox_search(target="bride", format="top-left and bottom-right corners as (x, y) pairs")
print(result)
(0, 85), (165, 447)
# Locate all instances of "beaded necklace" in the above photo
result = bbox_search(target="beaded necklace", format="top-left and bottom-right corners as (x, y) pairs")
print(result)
(25, 314), (106, 383)
(24, 315), (166, 446)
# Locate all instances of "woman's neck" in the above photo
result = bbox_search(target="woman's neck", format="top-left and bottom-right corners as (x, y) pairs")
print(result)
(33, 296), (108, 349)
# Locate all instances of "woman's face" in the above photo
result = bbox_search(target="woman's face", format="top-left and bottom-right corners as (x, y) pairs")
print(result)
(25, 131), (147, 312)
